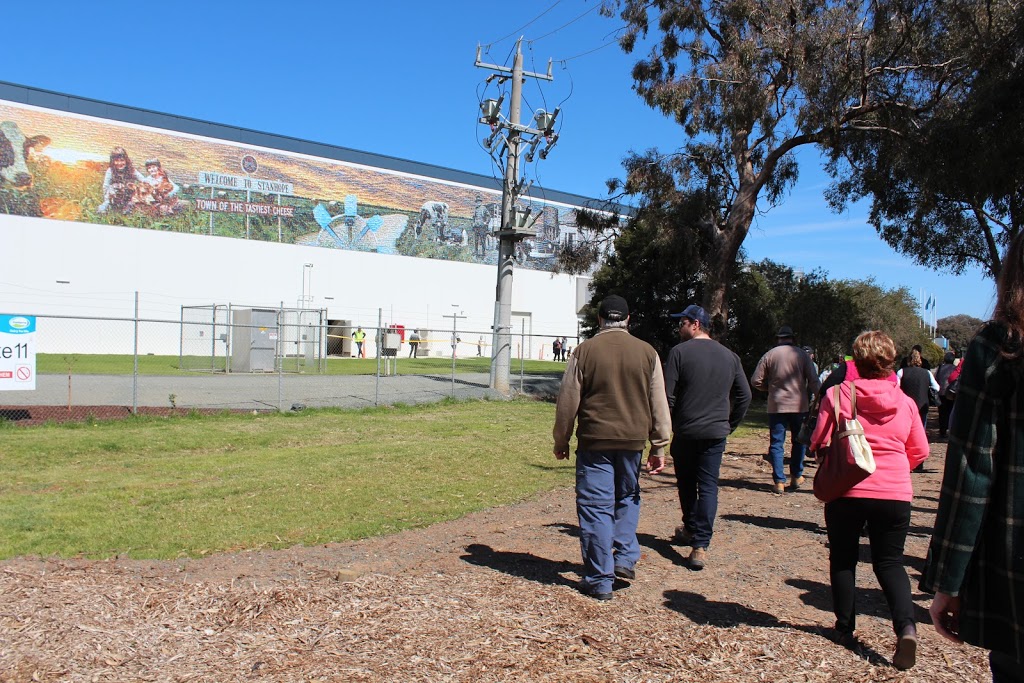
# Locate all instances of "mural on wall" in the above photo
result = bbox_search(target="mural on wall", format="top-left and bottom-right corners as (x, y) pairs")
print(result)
(0, 100), (587, 271)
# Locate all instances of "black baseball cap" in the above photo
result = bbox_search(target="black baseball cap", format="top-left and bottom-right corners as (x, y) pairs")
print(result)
(598, 295), (630, 322)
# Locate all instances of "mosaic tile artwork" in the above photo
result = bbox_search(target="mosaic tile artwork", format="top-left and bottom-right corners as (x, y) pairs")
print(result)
(0, 100), (587, 271)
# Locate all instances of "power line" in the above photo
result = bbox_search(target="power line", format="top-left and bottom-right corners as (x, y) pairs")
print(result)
(527, 4), (599, 43)
(556, 37), (619, 63)
(485, 0), (563, 47)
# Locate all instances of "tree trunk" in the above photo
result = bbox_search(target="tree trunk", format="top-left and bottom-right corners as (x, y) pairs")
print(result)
(704, 189), (757, 338)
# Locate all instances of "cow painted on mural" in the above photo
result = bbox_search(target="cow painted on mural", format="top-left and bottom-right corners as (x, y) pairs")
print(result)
(0, 121), (50, 189)
(0, 121), (51, 216)
(414, 200), (450, 241)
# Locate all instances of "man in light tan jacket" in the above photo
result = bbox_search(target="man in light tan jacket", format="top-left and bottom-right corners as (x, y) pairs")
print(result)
(750, 326), (821, 494)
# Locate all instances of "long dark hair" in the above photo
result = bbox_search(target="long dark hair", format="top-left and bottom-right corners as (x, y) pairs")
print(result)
(108, 146), (137, 183)
(994, 230), (1024, 359)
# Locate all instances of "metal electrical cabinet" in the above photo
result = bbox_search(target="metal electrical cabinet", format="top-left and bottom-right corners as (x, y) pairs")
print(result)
(231, 308), (278, 372)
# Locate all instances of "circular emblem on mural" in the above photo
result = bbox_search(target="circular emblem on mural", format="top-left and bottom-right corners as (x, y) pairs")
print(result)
(241, 155), (259, 174)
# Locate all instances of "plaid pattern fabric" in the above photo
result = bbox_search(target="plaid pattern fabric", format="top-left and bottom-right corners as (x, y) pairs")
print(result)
(920, 322), (1024, 659)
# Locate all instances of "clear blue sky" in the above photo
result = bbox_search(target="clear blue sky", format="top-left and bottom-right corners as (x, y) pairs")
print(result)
(4, 0), (990, 320)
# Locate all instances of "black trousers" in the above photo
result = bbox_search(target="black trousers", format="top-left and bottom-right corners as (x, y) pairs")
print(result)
(939, 396), (955, 436)
(824, 497), (915, 636)
(672, 437), (726, 549)
(991, 650), (1024, 683)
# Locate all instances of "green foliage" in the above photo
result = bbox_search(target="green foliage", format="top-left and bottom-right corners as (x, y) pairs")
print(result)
(581, 195), (711, 355)
(824, 0), (1023, 279)
(0, 400), (574, 560)
(727, 264), (941, 371)
(729, 263), (863, 373)
(600, 0), (964, 329)
(938, 314), (986, 354)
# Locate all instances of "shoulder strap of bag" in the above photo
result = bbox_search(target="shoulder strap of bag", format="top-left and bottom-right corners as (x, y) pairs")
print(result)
(833, 382), (858, 422)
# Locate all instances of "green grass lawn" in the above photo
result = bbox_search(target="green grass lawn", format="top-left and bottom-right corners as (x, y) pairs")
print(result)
(38, 353), (567, 376)
(0, 399), (575, 560)
(0, 398), (772, 561)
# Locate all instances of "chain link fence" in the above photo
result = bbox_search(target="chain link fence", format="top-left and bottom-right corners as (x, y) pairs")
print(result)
(0, 312), (579, 413)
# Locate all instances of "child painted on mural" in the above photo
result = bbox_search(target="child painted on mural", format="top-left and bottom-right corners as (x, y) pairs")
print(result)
(97, 147), (145, 214)
(139, 159), (187, 216)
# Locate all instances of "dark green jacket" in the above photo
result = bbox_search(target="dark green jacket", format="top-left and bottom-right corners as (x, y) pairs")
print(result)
(920, 322), (1024, 660)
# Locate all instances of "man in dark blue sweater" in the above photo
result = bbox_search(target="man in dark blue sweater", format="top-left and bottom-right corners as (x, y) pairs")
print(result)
(664, 305), (752, 569)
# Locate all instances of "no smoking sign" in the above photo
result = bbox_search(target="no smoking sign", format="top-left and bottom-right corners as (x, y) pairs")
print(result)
(16, 365), (32, 381)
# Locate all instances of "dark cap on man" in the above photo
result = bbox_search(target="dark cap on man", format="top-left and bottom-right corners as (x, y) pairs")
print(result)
(670, 304), (710, 329)
(598, 295), (630, 321)
(777, 325), (795, 338)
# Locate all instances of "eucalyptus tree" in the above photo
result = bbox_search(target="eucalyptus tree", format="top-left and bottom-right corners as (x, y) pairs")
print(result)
(826, 0), (1024, 280)
(589, 0), (963, 333)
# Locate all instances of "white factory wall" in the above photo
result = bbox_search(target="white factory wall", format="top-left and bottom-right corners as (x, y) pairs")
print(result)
(0, 214), (583, 357)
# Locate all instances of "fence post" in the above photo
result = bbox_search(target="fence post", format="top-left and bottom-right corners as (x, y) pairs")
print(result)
(520, 319), (525, 394)
(375, 309), (382, 406)
(132, 291), (139, 414)
(278, 302), (284, 412)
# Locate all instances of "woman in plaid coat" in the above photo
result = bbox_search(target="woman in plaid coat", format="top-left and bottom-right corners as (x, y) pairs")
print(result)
(922, 231), (1024, 682)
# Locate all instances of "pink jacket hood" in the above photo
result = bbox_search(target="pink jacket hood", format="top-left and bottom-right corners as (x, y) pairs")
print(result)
(836, 378), (906, 424)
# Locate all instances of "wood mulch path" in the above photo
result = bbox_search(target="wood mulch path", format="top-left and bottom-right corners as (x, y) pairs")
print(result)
(0, 422), (990, 682)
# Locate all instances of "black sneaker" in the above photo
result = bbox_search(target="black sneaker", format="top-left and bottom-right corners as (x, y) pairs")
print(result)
(672, 525), (695, 546)
(579, 584), (613, 601)
(614, 565), (635, 580)
(835, 631), (861, 652)
(893, 626), (918, 670)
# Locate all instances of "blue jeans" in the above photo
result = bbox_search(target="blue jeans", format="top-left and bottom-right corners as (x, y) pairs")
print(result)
(768, 412), (807, 483)
(673, 437), (726, 549)
(575, 449), (642, 594)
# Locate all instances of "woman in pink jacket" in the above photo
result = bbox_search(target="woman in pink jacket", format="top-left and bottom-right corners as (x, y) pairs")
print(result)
(810, 330), (930, 670)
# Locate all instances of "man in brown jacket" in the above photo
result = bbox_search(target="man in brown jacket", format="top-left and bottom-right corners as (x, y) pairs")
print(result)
(750, 326), (821, 494)
(553, 295), (672, 600)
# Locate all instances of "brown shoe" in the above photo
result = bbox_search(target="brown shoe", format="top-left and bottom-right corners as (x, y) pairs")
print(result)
(893, 626), (918, 670)
(771, 482), (786, 495)
(673, 525), (695, 546)
(790, 475), (805, 491)
(688, 547), (707, 570)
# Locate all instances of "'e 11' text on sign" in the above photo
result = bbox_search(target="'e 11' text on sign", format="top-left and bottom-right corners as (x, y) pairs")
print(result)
(0, 315), (36, 391)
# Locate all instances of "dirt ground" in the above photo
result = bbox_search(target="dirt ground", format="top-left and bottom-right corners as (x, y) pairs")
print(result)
(0, 416), (993, 682)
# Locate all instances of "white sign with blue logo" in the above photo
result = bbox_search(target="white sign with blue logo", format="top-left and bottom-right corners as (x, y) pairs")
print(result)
(0, 315), (36, 391)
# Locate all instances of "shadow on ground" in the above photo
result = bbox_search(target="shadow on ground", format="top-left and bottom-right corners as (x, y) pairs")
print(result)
(721, 513), (825, 535)
(785, 577), (933, 626)
(663, 589), (888, 666)
(460, 543), (579, 588)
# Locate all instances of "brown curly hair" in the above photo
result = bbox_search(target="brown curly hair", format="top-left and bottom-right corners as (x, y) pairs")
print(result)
(852, 331), (897, 379)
